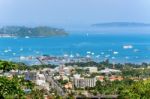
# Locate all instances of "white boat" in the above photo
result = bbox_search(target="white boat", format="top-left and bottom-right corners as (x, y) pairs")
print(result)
(64, 54), (68, 57)
(113, 51), (119, 55)
(4, 48), (12, 53)
(86, 55), (91, 58)
(12, 53), (16, 56)
(20, 56), (26, 60)
(70, 54), (74, 58)
(91, 52), (95, 55)
(25, 36), (30, 39)
(86, 51), (91, 54)
(4, 50), (9, 53)
(123, 45), (133, 49)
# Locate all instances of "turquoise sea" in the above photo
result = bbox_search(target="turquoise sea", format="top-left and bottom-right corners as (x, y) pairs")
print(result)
(0, 31), (150, 64)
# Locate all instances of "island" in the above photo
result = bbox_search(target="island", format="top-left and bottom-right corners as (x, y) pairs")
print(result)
(0, 26), (68, 38)
(92, 22), (150, 27)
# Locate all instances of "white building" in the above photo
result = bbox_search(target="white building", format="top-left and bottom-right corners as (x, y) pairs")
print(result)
(99, 68), (121, 75)
(84, 67), (98, 73)
(74, 76), (96, 88)
(36, 73), (46, 86)
(84, 78), (96, 87)
(35, 73), (50, 91)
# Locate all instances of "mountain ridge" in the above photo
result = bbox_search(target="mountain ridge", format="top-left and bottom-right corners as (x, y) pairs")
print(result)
(92, 22), (150, 27)
(0, 26), (68, 37)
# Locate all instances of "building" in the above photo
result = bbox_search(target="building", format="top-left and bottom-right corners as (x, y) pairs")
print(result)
(35, 72), (50, 91)
(74, 76), (96, 88)
(36, 73), (46, 85)
(74, 77), (85, 88)
(99, 68), (121, 75)
(64, 82), (73, 89)
(96, 76), (104, 82)
(109, 75), (123, 81)
(84, 67), (98, 73)
(84, 78), (96, 87)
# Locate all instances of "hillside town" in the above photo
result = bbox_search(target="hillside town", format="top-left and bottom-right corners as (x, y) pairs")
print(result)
(1, 59), (150, 99)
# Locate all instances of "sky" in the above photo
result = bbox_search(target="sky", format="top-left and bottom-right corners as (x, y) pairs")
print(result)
(0, 0), (150, 27)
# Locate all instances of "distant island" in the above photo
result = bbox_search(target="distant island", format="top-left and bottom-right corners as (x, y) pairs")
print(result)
(0, 26), (68, 38)
(92, 22), (150, 27)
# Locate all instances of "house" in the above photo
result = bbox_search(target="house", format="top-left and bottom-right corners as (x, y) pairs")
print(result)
(96, 76), (104, 82)
(64, 82), (73, 89)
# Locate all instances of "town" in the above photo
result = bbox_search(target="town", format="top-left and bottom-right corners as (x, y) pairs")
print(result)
(1, 58), (150, 99)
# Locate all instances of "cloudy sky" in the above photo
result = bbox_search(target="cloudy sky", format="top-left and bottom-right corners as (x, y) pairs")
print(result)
(0, 0), (150, 26)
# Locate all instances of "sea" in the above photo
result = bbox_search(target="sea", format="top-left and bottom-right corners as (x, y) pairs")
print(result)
(0, 28), (150, 64)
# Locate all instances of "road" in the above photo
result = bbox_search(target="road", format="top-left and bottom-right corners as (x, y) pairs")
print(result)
(45, 73), (65, 96)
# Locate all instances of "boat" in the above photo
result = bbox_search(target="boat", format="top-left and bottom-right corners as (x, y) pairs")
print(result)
(4, 50), (9, 53)
(20, 56), (26, 60)
(12, 53), (16, 56)
(91, 52), (95, 55)
(70, 54), (74, 58)
(25, 36), (30, 39)
(123, 45), (133, 49)
(64, 54), (68, 57)
(86, 51), (91, 54)
(113, 51), (119, 55)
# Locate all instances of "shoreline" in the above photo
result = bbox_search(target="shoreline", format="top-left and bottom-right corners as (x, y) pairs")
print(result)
(1, 55), (150, 66)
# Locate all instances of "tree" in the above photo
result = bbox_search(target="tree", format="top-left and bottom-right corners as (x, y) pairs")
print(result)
(0, 77), (24, 98)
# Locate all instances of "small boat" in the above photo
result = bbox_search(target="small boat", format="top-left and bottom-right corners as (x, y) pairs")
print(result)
(87, 51), (91, 54)
(12, 53), (16, 56)
(4, 50), (9, 53)
(64, 54), (68, 57)
(123, 45), (133, 49)
(4, 48), (12, 53)
(70, 54), (74, 58)
(20, 56), (26, 60)
(113, 51), (119, 55)
(25, 36), (30, 39)
(86, 55), (91, 58)
(91, 52), (95, 55)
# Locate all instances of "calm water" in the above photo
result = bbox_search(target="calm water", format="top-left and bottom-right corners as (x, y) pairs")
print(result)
(0, 33), (150, 63)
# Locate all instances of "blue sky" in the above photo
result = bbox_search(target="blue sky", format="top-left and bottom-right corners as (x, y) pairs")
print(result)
(0, 0), (150, 26)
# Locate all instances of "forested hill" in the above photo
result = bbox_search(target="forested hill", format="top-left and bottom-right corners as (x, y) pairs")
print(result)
(0, 26), (68, 37)
(92, 22), (150, 27)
